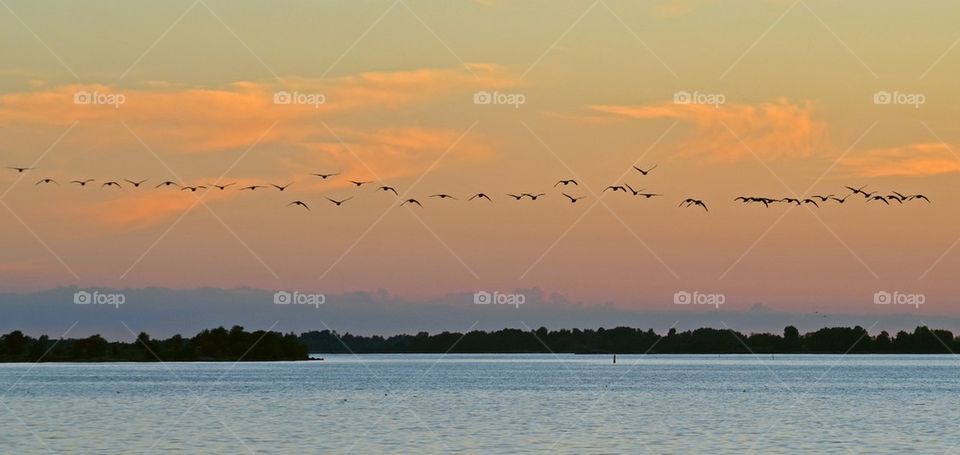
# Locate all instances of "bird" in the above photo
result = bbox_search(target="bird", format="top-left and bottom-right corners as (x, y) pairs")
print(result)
(885, 194), (905, 204)
(679, 198), (708, 212)
(271, 183), (292, 191)
(637, 193), (663, 199)
(124, 179), (148, 188)
(603, 185), (628, 193)
(181, 185), (206, 192)
(287, 200), (309, 210)
(907, 194), (931, 203)
(633, 164), (657, 175)
(780, 198), (801, 206)
(101, 181), (122, 189)
(845, 185), (869, 196)
(811, 194), (834, 202)
(401, 198), (423, 207)
(861, 191), (879, 199)
(506, 193), (524, 200)
(70, 179), (95, 186)
(430, 194), (457, 200)
(239, 185), (267, 191)
(624, 184), (646, 196)
(35, 178), (58, 186)
(326, 197), (352, 207)
(469, 193), (492, 201)
(210, 183), (236, 190)
(829, 194), (852, 204)
(311, 172), (339, 179)
(562, 193), (584, 203)
(522, 193), (545, 200)
(347, 180), (372, 187)
(555, 179), (578, 187)
(7, 167), (32, 173)
(377, 186), (399, 196)
(155, 181), (180, 188)
(867, 195), (890, 205)
(801, 199), (820, 208)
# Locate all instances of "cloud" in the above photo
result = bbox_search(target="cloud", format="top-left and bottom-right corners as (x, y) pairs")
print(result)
(841, 143), (960, 178)
(590, 98), (826, 162)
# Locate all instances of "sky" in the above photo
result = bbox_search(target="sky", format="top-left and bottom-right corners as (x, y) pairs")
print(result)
(1, 0), (960, 332)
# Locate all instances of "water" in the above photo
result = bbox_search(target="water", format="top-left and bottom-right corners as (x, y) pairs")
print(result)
(0, 354), (958, 454)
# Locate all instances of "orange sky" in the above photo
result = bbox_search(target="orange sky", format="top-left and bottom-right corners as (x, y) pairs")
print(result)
(1, 0), (959, 316)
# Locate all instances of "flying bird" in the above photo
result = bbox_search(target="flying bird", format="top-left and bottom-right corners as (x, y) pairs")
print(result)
(506, 193), (524, 200)
(326, 197), (352, 207)
(101, 181), (122, 189)
(124, 179), (148, 188)
(271, 183), (292, 191)
(829, 194), (852, 204)
(522, 193), (545, 200)
(802, 199), (820, 208)
(347, 180), (372, 187)
(377, 186), (399, 196)
(287, 200), (309, 210)
(210, 183), (236, 190)
(908, 194), (931, 203)
(637, 193), (663, 199)
(311, 172), (339, 179)
(155, 181), (180, 188)
(35, 178), (58, 186)
(845, 185), (869, 196)
(469, 193), (492, 201)
(562, 193), (584, 203)
(810, 194), (834, 202)
(430, 194), (458, 200)
(239, 185), (267, 191)
(624, 184), (646, 196)
(633, 164), (658, 175)
(7, 167), (32, 173)
(181, 185), (206, 192)
(70, 179), (95, 186)
(603, 185), (628, 193)
(555, 179), (578, 187)
(679, 198), (708, 212)
(401, 198), (423, 207)
(867, 195), (890, 205)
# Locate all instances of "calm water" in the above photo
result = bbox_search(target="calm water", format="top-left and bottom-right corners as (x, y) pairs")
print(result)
(0, 354), (958, 454)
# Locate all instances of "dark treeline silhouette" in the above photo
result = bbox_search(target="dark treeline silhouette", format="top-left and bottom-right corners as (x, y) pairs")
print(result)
(300, 326), (959, 354)
(0, 326), (308, 362)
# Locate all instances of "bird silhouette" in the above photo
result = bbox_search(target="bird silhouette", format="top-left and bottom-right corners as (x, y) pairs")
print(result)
(562, 193), (584, 203)
(555, 179), (578, 187)
(311, 173), (339, 179)
(603, 185), (628, 193)
(811, 194), (834, 202)
(155, 181), (180, 188)
(35, 178), (58, 186)
(271, 183), (292, 191)
(347, 180), (372, 187)
(780, 198), (801, 206)
(469, 193), (492, 201)
(522, 193), (545, 200)
(326, 197), (352, 207)
(239, 185), (267, 191)
(101, 181), (122, 189)
(430, 194), (457, 200)
(124, 179), (148, 188)
(210, 183), (236, 190)
(181, 185), (206, 192)
(867, 195), (890, 205)
(680, 198), (708, 212)
(845, 185), (869, 196)
(624, 184), (646, 196)
(7, 167), (32, 173)
(506, 193), (524, 200)
(401, 198), (423, 207)
(908, 194), (931, 203)
(637, 193), (663, 199)
(287, 200), (309, 210)
(633, 164), (657, 175)
(829, 194), (852, 204)
(377, 186), (399, 196)
(885, 194), (904, 204)
(70, 179), (95, 186)
(801, 198), (820, 208)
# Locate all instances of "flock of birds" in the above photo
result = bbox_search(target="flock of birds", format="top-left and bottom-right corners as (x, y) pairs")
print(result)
(6, 165), (930, 212)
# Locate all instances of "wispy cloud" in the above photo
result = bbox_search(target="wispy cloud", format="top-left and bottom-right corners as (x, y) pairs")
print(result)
(841, 142), (960, 178)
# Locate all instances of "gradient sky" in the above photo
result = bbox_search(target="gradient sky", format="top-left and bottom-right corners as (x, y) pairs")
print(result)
(1, 0), (959, 317)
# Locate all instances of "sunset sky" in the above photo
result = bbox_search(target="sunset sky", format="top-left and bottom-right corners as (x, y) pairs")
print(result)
(2, 0), (959, 318)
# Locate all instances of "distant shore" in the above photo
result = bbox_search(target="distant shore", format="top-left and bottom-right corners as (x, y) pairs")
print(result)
(3, 325), (957, 362)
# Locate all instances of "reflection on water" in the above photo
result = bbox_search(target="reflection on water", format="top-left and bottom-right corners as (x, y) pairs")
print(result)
(1, 354), (958, 454)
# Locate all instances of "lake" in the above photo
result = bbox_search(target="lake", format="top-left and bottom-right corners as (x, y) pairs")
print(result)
(1, 354), (957, 454)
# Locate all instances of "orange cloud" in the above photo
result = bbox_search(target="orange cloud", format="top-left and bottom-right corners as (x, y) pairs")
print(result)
(590, 98), (826, 162)
(841, 143), (960, 178)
